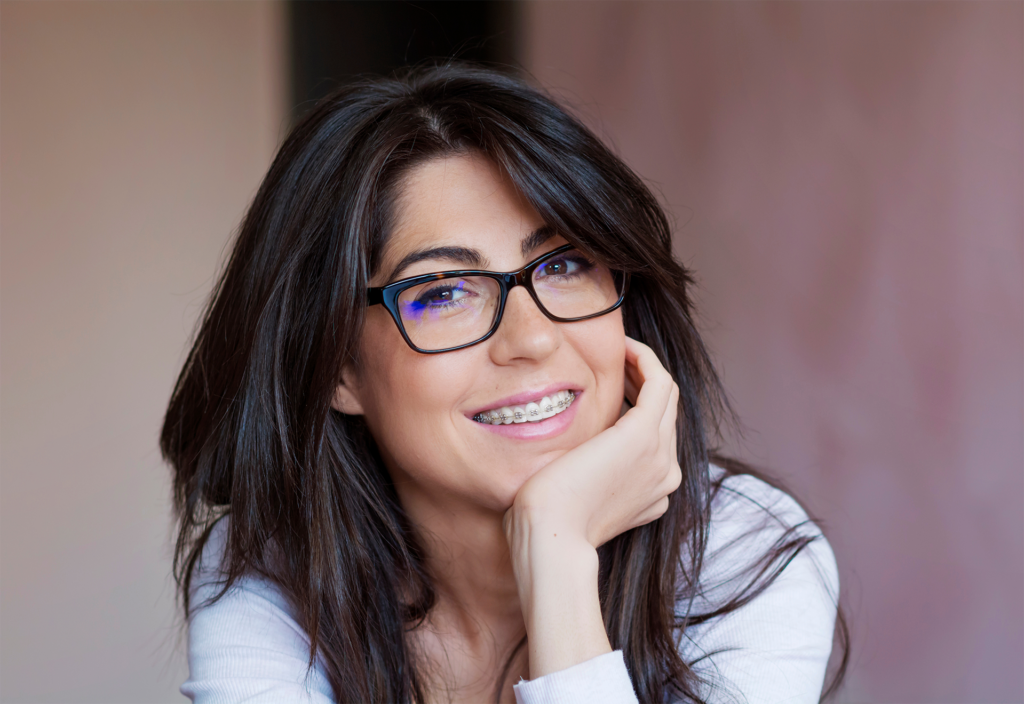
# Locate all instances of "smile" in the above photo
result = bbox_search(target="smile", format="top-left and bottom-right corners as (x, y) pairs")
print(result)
(472, 390), (576, 425)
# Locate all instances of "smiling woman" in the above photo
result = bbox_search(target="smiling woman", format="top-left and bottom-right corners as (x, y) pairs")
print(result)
(161, 64), (847, 704)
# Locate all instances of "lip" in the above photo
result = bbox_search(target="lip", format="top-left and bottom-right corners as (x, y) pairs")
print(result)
(470, 389), (582, 440)
(465, 382), (583, 418)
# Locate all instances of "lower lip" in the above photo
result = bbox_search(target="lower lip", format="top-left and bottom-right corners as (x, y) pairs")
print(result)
(470, 393), (581, 440)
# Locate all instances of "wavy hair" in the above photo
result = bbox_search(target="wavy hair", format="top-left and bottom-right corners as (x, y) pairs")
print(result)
(161, 63), (848, 703)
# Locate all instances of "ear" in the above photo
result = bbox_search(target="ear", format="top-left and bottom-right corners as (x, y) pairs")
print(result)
(330, 363), (366, 416)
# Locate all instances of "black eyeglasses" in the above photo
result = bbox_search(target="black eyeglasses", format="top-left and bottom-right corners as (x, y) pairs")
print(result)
(367, 244), (629, 353)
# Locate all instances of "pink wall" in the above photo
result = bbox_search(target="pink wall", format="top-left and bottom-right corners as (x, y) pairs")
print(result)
(524, 2), (1023, 701)
(2, 3), (1020, 702)
(0, 2), (285, 701)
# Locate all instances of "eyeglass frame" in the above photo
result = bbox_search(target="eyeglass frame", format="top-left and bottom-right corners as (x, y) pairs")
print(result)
(366, 243), (630, 354)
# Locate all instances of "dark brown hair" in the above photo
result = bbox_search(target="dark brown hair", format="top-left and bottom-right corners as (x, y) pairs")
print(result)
(161, 63), (847, 703)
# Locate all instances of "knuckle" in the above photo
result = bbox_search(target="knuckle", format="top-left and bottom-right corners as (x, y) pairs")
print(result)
(670, 466), (683, 492)
(655, 497), (670, 517)
(660, 470), (680, 496)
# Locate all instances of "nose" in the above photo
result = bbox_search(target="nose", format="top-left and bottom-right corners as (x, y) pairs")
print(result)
(488, 285), (561, 364)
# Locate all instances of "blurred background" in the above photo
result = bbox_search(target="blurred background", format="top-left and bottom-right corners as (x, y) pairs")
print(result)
(1, 1), (1020, 702)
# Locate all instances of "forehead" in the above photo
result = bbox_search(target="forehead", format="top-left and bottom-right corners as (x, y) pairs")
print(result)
(378, 154), (557, 282)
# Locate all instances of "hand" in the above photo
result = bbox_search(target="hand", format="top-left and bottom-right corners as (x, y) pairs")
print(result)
(507, 335), (682, 549)
(501, 335), (682, 678)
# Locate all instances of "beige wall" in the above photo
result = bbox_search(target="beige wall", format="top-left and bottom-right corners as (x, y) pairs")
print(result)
(0, 2), (286, 701)
(524, 2), (1023, 701)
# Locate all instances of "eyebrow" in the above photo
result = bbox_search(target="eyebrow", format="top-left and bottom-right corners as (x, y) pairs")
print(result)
(383, 226), (556, 283)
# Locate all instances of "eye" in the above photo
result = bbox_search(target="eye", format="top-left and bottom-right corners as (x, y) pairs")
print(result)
(417, 282), (471, 306)
(536, 251), (594, 280)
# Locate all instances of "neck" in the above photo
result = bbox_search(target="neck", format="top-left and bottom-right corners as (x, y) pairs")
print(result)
(394, 476), (529, 703)
(401, 482), (524, 631)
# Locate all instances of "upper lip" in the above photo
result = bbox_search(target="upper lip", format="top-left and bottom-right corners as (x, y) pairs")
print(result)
(466, 382), (582, 417)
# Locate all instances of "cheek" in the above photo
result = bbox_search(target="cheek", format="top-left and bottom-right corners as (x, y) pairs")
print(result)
(360, 308), (468, 412)
(567, 312), (627, 426)
(356, 320), (476, 473)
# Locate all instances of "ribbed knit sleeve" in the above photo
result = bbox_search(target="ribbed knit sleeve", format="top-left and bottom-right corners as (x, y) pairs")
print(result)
(512, 650), (639, 704)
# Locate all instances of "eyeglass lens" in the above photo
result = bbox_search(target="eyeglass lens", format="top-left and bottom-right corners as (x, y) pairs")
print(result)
(395, 248), (622, 351)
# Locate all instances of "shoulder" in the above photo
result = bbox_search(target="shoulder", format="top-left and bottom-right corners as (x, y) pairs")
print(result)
(700, 464), (839, 602)
(187, 517), (301, 626)
(182, 518), (334, 703)
(676, 465), (840, 703)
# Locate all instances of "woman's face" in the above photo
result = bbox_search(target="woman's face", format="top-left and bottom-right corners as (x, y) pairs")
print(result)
(336, 153), (626, 515)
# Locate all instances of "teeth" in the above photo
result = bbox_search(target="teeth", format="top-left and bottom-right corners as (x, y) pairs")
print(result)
(473, 390), (576, 424)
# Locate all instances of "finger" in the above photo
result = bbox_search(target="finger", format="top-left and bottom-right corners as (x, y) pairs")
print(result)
(662, 387), (681, 495)
(623, 342), (644, 405)
(660, 461), (683, 495)
(623, 336), (674, 421)
(634, 496), (671, 528)
(669, 405), (679, 476)
(655, 496), (670, 517)
(659, 382), (680, 440)
(502, 507), (514, 542)
(670, 385), (678, 445)
(623, 370), (640, 407)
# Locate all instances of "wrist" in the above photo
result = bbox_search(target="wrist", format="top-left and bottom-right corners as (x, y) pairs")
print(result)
(525, 530), (599, 585)
(506, 499), (597, 586)
(521, 543), (608, 678)
(509, 479), (594, 547)
(505, 508), (608, 678)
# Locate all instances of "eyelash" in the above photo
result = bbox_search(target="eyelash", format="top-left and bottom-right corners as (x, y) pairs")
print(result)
(538, 254), (594, 280)
(415, 283), (470, 309)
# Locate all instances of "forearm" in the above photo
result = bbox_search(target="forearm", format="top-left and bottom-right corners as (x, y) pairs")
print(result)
(507, 509), (611, 679)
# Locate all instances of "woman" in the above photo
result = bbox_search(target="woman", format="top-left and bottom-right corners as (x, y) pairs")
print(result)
(162, 64), (847, 704)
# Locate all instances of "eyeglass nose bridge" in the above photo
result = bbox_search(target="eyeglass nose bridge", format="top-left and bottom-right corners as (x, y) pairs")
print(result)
(504, 269), (533, 290)
(496, 269), (556, 322)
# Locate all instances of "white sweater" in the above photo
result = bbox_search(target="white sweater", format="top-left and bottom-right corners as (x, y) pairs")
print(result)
(182, 468), (839, 704)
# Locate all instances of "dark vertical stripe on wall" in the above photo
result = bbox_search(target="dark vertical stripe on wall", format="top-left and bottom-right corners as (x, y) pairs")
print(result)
(288, 1), (520, 120)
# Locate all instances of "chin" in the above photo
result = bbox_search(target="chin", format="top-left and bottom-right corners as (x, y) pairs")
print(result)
(496, 449), (569, 504)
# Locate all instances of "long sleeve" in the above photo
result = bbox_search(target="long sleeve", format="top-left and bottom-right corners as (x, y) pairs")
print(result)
(180, 522), (334, 704)
(512, 650), (639, 704)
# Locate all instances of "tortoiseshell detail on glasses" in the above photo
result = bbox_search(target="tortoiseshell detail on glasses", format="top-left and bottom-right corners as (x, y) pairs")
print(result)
(366, 244), (629, 354)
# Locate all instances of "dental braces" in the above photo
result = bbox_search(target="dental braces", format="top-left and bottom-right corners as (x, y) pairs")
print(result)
(473, 390), (576, 424)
